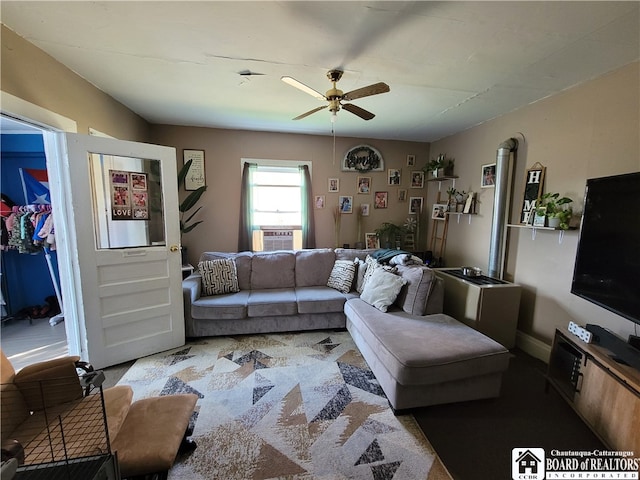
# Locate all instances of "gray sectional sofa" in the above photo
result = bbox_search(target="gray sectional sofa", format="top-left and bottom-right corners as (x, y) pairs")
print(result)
(182, 247), (510, 411)
(182, 248), (443, 338)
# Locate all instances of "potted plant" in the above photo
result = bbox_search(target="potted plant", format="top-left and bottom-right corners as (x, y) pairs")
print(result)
(535, 192), (573, 229)
(446, 187), (457, 211)
(423, 157), (444, 178)
(422, 154), (455, 178)
(178, 159), (207, 263)
(375, 222), (406, 249)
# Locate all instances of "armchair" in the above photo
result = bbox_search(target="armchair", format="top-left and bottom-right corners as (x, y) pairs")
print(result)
(0, 350), (197, 479)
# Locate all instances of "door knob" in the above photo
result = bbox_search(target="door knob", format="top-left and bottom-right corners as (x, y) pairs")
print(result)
(170, 245), (180, 252)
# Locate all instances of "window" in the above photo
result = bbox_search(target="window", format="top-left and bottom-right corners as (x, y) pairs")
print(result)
(252, 167), (302, 227)
(240, 159), (313, 251)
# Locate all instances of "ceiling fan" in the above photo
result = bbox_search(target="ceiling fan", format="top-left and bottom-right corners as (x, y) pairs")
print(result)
(281, 69), (390, 121)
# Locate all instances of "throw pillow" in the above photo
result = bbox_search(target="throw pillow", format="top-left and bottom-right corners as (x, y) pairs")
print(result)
(198, 258), (240, 296)
(354, 257), (367, 293)
(360, 268), (407, 312)
(359, 255), (379, 293)
(327, 260), (356, 293)
(394, 265), (436, 315)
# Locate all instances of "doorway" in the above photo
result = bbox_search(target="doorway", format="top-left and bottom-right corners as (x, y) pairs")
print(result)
(2, 92), (185, 370)
(1, 116), (69, 370)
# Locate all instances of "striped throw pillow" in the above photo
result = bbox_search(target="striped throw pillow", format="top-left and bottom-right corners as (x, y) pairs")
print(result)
(198, 258), (240, 296)
(327, 260), (356, 293)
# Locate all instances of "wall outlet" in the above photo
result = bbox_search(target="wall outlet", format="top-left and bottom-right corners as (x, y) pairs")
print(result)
(568, 321), (592, 343)
(568, 321), (579, 335)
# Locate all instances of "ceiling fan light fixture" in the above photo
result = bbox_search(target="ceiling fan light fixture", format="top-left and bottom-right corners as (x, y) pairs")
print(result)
(282, 69), (389, 123)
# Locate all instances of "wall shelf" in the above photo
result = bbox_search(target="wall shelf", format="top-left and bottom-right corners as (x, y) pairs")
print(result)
(447, 212), (476, 224)
(507, 223), (577, 244)
(427, 175), (459, 190)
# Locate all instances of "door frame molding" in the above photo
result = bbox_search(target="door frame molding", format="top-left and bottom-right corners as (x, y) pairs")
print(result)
(0, 90), (83, 358)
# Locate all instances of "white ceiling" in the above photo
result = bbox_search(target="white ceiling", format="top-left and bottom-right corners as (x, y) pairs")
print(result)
(2, 1), (639, 142)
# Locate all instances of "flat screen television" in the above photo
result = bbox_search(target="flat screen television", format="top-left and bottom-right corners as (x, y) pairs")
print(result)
(571, 172), (640, 325)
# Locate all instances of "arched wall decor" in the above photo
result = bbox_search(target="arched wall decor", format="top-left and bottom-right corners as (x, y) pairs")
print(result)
(342, 144), (384, 172)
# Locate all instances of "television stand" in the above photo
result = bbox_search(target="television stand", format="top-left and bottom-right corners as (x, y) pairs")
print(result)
(546, 328), (640, 451)
(585, 324), (640, 371)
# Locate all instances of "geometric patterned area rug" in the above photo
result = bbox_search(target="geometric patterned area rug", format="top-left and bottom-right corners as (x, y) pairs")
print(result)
(116, 330), (453, 480)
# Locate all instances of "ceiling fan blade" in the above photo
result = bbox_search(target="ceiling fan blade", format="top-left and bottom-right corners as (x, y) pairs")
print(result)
(281, 76), (326, 101)
(343, 82), (390, 101)
(342, 103), (375, 120)
(293, 105), (328, 120)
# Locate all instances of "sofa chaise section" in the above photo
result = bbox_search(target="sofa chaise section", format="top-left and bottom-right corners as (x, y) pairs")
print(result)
(345, 298), (510, 411)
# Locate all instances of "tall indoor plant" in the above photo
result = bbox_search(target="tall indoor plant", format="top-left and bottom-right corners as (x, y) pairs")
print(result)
(178, 159), (207, 234)
(178, 159), (207, 264)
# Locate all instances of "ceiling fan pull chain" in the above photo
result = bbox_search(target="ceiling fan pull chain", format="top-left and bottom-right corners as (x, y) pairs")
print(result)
(332, 126), (336, 165)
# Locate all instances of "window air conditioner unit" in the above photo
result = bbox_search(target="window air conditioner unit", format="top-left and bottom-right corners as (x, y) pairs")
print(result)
(261, 229), (294, 251)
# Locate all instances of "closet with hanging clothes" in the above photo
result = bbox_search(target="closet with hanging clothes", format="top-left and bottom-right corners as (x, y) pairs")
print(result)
(0, 133), (62, 323)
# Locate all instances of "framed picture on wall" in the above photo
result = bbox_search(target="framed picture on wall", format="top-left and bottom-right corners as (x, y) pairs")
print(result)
(407, 154), (415, 167)
(339, 196), (353, 213)
(365, 232), (379, 249)
(183, 149), (206, 190)
(328, 178), (339, 192)
(314, 195), (325, 209)
(398, 189), (407, 202)
(481, 163), (496, 188)
(374, 191), (388, 209)
(360, 204), (370, 216)
(409, 196), (423, 214)
(432, 203), (447, 220)
(519, 162), (546, 224)
(411, 171), (424, 188)
(357, 176), (371, 194)
(388, 169), (401, 185)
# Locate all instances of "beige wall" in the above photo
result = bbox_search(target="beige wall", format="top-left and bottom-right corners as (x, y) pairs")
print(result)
(428, 62), (640, 346)
(149, 125), (430, 261)
(5, 25), (638, 351)
(1, 25), (149, 140)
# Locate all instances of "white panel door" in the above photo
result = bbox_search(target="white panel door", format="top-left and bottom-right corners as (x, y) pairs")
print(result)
(45, 133), (184, 368)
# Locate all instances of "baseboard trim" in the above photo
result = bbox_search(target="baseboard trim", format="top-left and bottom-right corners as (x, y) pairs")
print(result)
(516, 330), (552, 363)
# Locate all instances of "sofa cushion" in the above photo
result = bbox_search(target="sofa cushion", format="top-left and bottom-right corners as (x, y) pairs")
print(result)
(111, 394), (198, 478)
(395, 265), (436, 315)
(251, 252), (295, 289)
(247, 289), (297, 317)
(200, 252), (253, 290)
(192, 291), (250, 320)
(327, 260), (356, 293)
(295, 248), (336, 287)
(14, 359), (83, 411)
(360, 268), (407, 312)
(0, 383), (29, 443)
(198, 259), (240, 296)
(103, 385), (134, 445)
(296, 286), (348, 314)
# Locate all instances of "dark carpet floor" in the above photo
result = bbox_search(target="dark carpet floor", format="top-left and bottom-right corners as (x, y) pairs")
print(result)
(413, 348), (604, 480)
